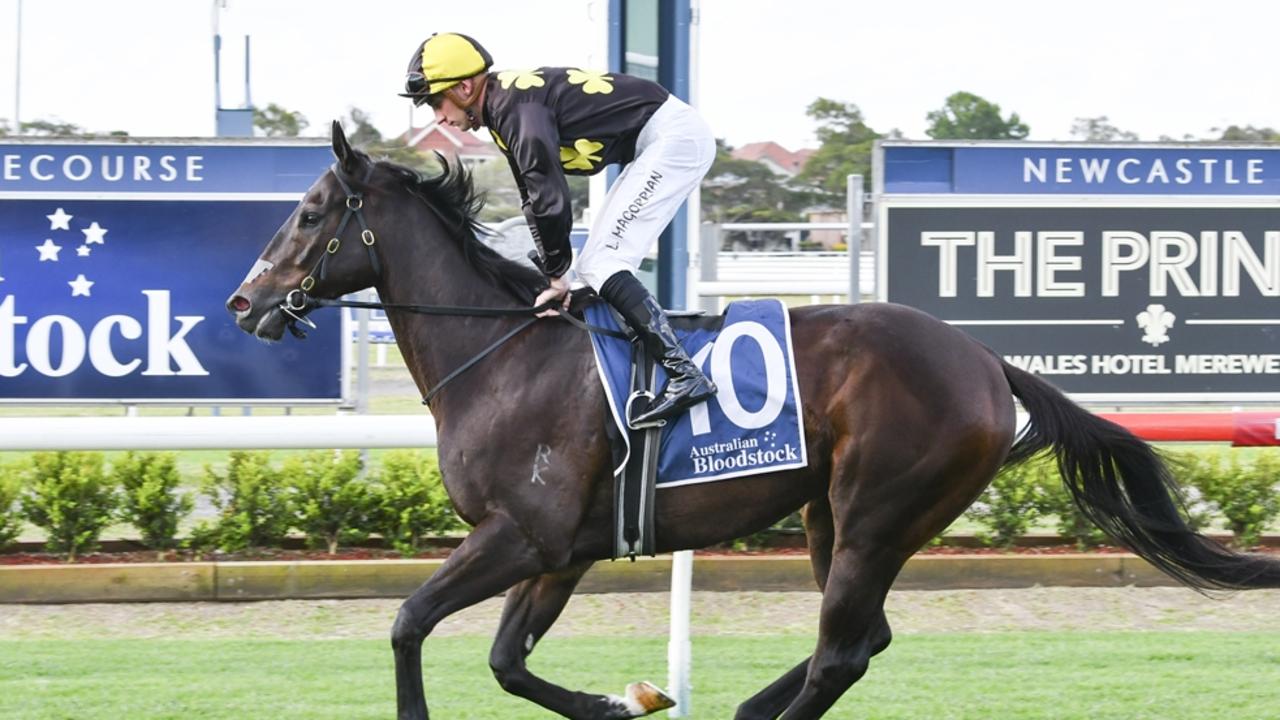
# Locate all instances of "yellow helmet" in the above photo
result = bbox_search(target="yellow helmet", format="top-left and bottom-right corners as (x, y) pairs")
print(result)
(401, 33), (493, 106)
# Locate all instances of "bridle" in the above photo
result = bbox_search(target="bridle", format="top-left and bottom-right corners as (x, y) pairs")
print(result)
(275, 162), (627, 406)
(280, 163), (381, 331)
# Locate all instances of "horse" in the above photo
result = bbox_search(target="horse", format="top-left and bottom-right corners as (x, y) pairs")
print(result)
(226, 122), (1280, 720)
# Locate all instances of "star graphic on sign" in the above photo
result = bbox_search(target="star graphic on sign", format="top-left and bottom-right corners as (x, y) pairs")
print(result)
(77, 245), (92, 257)
(82, 222), (108, 245)
(68, 274), (94, 297)
(47, 208), (73, 231)
(36, 238), (63, 262)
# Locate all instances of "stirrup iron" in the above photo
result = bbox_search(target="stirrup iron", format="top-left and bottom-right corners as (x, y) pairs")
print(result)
(625, 390), (666, 431)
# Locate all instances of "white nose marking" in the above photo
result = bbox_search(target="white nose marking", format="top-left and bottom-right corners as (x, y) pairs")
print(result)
(241, 258), (275, 285)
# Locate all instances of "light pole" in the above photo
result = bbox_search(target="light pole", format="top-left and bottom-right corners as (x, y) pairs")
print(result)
(13, 0), (22, 135)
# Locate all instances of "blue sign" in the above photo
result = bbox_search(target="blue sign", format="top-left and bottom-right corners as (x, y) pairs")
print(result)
(0, 142), (332, 193)
(586, 299), (808, 487)
(0, 141), (342, 402)
(883, 144), (1280, 195)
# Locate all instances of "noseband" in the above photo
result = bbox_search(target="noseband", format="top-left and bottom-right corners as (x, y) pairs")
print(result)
(280, 164), (381, 333)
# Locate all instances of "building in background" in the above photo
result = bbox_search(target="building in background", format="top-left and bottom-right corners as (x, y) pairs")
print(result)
(401, 122), (503, 166)
(730, 141), (814, 178)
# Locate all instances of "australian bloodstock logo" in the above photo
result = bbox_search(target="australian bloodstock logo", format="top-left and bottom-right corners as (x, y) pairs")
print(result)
(0, 207), (207, 379)
(687, 431), (801, 475)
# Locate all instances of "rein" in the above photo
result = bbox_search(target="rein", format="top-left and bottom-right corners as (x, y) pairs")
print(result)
(282, 163), (628, 407)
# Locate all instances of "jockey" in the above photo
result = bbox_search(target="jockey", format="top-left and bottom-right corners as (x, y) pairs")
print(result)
(401, 32), (717, 427)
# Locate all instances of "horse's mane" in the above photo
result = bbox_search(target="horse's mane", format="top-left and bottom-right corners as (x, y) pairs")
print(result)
(375, 153), (546, 305)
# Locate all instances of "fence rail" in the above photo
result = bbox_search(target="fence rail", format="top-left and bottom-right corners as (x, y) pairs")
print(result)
(0, 415), (435, 451)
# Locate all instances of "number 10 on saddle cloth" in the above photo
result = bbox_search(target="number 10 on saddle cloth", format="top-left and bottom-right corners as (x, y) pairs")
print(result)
(586, 298), (809, 488)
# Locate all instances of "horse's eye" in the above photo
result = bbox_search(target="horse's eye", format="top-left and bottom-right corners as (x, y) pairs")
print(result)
(299, 212), (322, 227)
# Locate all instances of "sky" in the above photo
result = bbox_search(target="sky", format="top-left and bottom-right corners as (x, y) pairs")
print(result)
(0, 0), (1278, 151)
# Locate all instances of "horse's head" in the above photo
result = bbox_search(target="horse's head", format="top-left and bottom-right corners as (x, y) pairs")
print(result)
(226, 121), (383, 340)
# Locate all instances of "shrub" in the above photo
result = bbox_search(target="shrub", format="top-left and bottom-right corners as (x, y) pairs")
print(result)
(284, 451), (370, 554)
(114, 452), (193, 559)
(20, 452), (118, 561)
(1181, 449), (1280, 548)
(967, 458), (1044, 548)
(0, 462), (24, 550)
(199, 451), (292, 551)
(1031, 456), (1112, 550)
(372, 450), (458, 556)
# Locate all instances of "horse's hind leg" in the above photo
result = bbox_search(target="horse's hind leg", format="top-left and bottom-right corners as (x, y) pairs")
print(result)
(770, 537), (907, 720)
(734, 498), (892, 720)
(775, 431), (1006, 718)
(489, 564), (675, 719)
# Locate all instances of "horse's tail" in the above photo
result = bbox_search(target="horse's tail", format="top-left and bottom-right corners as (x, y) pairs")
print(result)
(1000, 360), (1280, 591)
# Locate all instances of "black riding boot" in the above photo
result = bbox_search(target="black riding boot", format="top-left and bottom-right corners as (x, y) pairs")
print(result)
(599, 271), (717, 426)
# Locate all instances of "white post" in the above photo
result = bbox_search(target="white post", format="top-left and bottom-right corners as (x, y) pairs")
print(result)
(847, 174), (864, 303)
(698, 223), (720, 315)
(356, 290), (371, 414)
(667, 549), (694, 716)
(13, 0), (22, 134)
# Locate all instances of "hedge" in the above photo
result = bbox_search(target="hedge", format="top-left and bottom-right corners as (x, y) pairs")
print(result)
(0, 449), (461, 559)
(965, 449), (1279, 550)
(0, 447), (1277, 559)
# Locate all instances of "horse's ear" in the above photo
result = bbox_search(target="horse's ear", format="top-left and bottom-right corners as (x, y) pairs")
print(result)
(331, 120), (361, 175)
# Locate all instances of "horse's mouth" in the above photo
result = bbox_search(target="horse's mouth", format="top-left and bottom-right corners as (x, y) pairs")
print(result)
(227, 293), (290, 342)
(250, 307), (290, 341)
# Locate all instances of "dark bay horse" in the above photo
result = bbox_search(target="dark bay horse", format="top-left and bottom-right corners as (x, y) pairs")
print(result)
(226, 123), (1280, 720)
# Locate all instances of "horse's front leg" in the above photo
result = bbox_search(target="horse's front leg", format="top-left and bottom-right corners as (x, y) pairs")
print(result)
(489, 563), (675, 719)
(392, 511), (547, 720)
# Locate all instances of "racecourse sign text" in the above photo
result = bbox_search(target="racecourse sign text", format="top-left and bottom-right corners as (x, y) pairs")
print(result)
(877, 142), (1280, 402)
(0, 140), (341, 402)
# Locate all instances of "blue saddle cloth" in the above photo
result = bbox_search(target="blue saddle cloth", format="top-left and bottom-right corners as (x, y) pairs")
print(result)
(585, 298), (809, 488)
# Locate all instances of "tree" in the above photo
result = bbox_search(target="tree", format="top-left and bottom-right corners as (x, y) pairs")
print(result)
(468, 160), (522, 222)
(926, 92), (1029, 140)
(5, 119), (126, 138)
(1215, 125), (1280, 142)
(1071, 116), (1138, 142)
(343, 106), (383, 146)
(337, 105), (442, 173)
(795, 98), (882, 196)
(701, 139), (819, 250)
(254, 103), (309, 137)
(20, 119), (87, 137)
(702, 139), (813, 223)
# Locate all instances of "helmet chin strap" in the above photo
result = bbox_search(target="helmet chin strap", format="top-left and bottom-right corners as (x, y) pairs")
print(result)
(447, 81), (485, 130)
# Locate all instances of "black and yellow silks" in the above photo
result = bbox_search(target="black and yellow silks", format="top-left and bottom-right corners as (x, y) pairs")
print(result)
(482, 67), (669, 278)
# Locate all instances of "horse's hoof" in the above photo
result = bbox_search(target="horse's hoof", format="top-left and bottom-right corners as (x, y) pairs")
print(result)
(626, 681), (676, 715)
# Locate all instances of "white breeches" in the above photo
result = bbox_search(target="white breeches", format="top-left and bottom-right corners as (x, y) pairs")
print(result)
(575, 95), (715, 290)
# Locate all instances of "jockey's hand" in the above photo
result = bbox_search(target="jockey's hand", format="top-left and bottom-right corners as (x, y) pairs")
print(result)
(534, 275), (571, 317)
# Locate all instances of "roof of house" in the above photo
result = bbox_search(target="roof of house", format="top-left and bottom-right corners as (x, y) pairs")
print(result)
(401, 122), (503, 159)
(731, 141), (815, 176)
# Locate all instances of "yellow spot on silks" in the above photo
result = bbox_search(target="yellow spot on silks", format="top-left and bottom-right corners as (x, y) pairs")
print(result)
(560, 139), (605, 171)
(497, 69), (545, 90)
(489, 129), (509, 151)
(566, 69), (614, 94)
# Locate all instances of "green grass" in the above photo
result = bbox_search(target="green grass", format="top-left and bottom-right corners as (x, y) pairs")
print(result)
(1, 633), (1277, 719)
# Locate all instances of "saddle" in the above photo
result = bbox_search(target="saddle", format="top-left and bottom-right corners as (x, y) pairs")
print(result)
(585, 296), (808, 561)
(604, 303), (707, 561)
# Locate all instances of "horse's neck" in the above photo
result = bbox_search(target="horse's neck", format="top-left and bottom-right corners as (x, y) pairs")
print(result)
(375, 211), (530, 414)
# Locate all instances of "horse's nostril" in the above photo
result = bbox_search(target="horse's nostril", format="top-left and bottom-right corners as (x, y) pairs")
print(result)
(230, 296), (251, 313)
